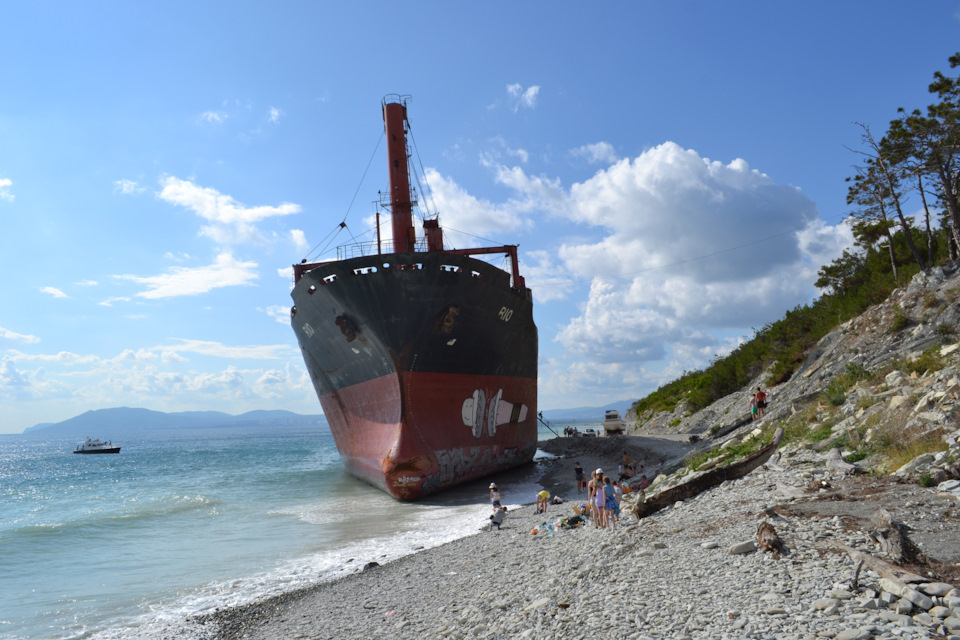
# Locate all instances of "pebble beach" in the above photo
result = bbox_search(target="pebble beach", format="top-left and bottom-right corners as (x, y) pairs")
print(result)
(193, 434), (960, 640)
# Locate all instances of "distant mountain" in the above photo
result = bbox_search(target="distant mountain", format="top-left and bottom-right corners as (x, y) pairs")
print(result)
(23, 407), (328, 435)
(25, 402), (626, 436)
(540, 400), (635, 424)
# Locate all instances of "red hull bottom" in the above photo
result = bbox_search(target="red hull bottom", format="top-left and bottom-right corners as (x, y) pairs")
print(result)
(319, 371), (537, 500)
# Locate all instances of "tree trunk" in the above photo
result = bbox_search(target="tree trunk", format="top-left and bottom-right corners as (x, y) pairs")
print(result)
(916, 173), (935, 265)
(884, 226), (899, 282)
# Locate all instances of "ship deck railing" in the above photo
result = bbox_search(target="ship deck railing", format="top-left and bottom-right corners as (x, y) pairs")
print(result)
(337, 239), (428, 260)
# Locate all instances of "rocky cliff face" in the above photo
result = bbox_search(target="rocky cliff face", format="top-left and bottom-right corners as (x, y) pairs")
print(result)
(633, 262), (960, 497)
(637, 262), (960, 436)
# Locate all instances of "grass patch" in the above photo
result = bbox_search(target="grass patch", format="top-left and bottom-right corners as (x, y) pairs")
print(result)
(882, 432), (949, 471)
(684, 429), (775, 471)
(808, 423), (834, 442)
(892, 346), (945, 377)
(821, 362), (871, 407)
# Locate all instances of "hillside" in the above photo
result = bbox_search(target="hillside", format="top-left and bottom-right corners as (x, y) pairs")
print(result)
(629, 262), (960, 489)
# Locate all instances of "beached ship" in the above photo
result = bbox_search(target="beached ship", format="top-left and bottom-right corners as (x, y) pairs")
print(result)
(290, 96), (538, 500)
(73, 437), (121, 454)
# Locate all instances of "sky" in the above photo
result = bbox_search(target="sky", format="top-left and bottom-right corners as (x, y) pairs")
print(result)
(2, 2), (959, 434)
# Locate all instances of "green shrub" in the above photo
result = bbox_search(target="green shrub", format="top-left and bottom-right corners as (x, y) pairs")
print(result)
(844, 451), (870, 463)
(889, 308), (909, 333)
(822, 380), (847, 406)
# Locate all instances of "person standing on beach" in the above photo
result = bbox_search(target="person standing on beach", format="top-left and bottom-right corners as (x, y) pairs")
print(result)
(756, 387), (767, 418)
(489, 483), (502, 513)
(603, 476), (617, 528)
(586, 470), (598, 526)
(593, 470), (607, 529)
(536, 490), (550, 514)
(574, 462), (585, 494)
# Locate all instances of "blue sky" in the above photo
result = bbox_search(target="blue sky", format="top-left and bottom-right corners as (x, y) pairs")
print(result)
(2, 2), (959, 434)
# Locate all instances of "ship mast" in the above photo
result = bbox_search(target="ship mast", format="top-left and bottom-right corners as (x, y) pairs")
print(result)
(383, 97), (417, 254)
(383, 95), (444, 253)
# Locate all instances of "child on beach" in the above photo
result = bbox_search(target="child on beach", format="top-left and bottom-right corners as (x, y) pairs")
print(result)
(612, 478), (623, 526)
(603, 476), (617, 528)
(574, 462), (585, 493)
(490, 483), (502, 513)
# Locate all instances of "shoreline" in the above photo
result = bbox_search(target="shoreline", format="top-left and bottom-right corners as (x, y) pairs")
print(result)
(190, 435), (960, 640)
(186, 434), (700, 639)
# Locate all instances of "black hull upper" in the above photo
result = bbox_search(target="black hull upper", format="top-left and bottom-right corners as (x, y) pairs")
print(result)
(291, 251), (537, 395)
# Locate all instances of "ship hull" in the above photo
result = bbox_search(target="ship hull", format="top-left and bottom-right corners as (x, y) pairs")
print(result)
(291, 251), (538, 500)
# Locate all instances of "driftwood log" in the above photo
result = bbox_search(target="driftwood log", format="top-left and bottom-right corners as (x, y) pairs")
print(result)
(632, 428), (784, 520)
(837, 542), (925, 584)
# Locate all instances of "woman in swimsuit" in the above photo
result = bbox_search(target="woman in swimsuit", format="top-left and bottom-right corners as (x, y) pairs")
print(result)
(594, 470), (607, 529)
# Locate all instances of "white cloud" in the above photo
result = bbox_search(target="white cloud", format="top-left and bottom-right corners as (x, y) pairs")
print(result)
(75, 279), (98, 286)
(200, 110), (227, 124)
(507, 84), (541, 111)
(40, 286), (68, 299)
(454, 141), (850, 408)
(268, 107), (283, 123)
(0, 326), (40, 344)
(114, 179), (145, 194)
(524, 250), (575, 304)
(158, 176), (301, 245)
(161, 339), (290, 360)
(290, 229), (309, 253)
(412, 168), (535, 247)
(0, 177), (13, 202)
(98, 296), (131, 307)
(571, 142), (619, 165)
(116, 252), (259, 299)
(262, 305), (290, 324)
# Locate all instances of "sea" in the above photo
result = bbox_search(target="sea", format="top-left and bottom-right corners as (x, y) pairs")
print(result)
(0, 423), (573, 640)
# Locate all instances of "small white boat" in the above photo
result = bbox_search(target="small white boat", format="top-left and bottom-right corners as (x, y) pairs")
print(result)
(601, 410), (625, 434)
(73, 437), (121, 454)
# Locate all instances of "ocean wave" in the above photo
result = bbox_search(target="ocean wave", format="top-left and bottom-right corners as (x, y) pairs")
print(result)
(2, 494), (221, 540)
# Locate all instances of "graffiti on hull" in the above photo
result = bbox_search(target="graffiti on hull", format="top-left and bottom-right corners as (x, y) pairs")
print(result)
(419, 443), (536, 493)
